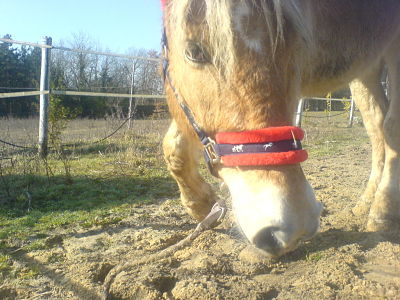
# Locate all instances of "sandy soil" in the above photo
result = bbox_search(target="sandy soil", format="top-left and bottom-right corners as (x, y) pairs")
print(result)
(1, 141), (400, 300)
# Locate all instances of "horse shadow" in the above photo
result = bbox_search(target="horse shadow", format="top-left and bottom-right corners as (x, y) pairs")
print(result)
(6, 251), (102, 300)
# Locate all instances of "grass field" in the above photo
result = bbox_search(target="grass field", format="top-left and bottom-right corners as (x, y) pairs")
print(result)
(0, 111), (367, 283)
(0, 118), (176, 253)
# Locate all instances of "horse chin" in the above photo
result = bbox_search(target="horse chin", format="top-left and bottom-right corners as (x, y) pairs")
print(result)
(219, 167), (322, 257)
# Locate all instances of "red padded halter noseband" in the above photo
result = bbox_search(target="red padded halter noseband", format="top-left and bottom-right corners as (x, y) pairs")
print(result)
(216, 126), (304, 144)
(215, 126), (307, 167)
(161, 1), (307, 175)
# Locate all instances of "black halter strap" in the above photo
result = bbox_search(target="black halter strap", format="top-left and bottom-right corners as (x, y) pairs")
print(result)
(162, 29), (220, 176)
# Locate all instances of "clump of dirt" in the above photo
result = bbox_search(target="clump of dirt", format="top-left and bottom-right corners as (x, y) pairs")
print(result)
(1, 142), (400, 299)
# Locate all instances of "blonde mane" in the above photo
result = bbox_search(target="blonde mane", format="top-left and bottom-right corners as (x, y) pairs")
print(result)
(167, 0), (313, 75)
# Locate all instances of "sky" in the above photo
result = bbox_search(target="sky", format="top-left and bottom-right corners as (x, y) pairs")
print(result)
(0, 0), (163, 53)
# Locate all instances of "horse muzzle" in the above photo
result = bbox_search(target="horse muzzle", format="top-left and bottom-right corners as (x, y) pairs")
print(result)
(219, 166), (323, 258)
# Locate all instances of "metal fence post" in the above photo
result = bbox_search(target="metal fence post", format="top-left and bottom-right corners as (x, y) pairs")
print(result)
(348, 97), (355, 127)
(38, 36), (52, 157)
(295, 98), (305, 127)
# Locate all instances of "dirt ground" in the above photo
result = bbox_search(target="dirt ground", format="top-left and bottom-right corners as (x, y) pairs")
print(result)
(1, 138), (400, 299)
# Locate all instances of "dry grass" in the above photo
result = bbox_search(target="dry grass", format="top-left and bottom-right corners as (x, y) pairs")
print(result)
(300, 110), (367, 156)
(0, 117), (170, 151)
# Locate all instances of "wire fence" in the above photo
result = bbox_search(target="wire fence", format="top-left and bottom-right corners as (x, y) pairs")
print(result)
(294, 97), (356, 127)
(0, 36), (167, 157)
(0, 114), (135, 150)
(0, 37), (165, 101)
(303, 110), (349, 119)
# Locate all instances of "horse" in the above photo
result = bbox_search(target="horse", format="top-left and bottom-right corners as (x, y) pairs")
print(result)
(161, 0), (400, 258)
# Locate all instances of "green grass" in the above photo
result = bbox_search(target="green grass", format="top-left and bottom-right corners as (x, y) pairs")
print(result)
(0, 254), (12, 275)
(18, 266), (40, 279)
(0, 122), (179, 251)
(305, 251), (324, 262)
(0, 252), (40, 280)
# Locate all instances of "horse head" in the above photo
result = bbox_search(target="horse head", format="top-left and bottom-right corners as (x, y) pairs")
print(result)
(162, 0), (322, 257)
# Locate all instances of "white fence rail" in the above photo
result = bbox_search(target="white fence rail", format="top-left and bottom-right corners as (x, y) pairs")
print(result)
(52, 90), (166, 99)
(0, 36), (165, 156)
(0, 91), (48, 98)
(0, 90), (166, 99)
(0, 37), (161, 62)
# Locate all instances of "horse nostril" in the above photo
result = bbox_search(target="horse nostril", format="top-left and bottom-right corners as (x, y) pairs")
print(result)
(252, 227), (282, 255)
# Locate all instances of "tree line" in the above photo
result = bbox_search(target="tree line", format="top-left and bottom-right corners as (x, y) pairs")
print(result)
(0, 33), (164, 118)
(0, 34), (41, 117)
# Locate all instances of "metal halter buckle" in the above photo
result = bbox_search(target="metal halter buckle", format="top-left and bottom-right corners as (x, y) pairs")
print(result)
(203, 138), (220, 165)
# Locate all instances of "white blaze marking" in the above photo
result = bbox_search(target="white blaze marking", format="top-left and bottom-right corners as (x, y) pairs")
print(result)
(233, 2), (263, 53)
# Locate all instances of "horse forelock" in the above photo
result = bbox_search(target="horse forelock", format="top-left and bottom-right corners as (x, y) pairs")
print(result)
(167, 0), (313, 76)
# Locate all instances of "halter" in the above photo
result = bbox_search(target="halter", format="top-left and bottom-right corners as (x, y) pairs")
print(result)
(161, 3), (307, 177)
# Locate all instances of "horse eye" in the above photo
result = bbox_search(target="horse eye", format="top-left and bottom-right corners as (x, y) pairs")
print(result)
(185, 42), (210, 64)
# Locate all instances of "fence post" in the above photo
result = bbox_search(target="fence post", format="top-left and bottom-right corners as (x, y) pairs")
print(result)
(38, 36), (52, 157)
(127, 61), (135, 130)
(295, 98), (305, 127)
(348, 97), (355, 127)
